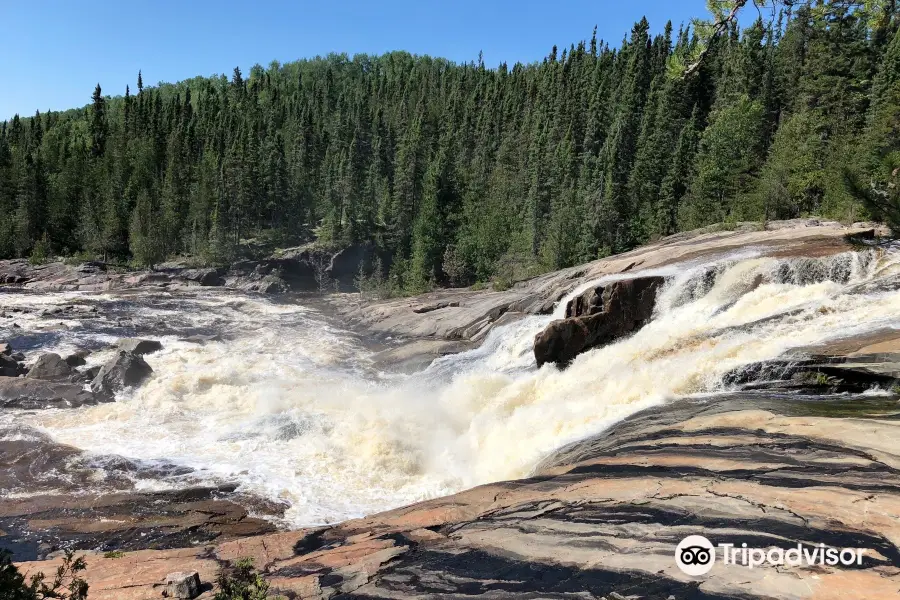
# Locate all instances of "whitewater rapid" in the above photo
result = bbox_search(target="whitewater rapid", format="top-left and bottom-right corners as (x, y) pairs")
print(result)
(5, 247), (900, 527)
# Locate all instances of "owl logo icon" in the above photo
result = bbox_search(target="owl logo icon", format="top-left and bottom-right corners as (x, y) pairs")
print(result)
(675, 535), (715, 576)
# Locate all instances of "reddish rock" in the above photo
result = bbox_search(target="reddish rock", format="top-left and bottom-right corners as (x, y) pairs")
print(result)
(534, 275), (665, 367)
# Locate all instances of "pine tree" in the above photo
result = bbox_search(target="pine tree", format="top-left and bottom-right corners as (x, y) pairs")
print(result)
(90, 84), (107, 158)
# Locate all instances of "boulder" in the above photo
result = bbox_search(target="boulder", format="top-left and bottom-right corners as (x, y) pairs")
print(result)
(64, 349), (91, 367)
(26, 353), (79, 382)
(91, 351), (153, 396)
(164, 571), (201, 599)
(0, 378), (98, 409)
(0, 342), (10, 356)
(0, 354), (23, 377)
(181, 267), (225, 287)
(116, 338), (163, 356)
(254, 276), (289, 294)
(534, 276), (665, 368)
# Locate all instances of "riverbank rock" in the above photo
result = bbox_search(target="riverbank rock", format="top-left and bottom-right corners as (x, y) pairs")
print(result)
(116, 338), (163, 356)
(90, 351), (153, 396)
(180, 267), (225, 287)
(534, 275), (664, 367)
(18, 381), (900, 600)
(0, 378), (97, 409)
(26, 353), (80, 382)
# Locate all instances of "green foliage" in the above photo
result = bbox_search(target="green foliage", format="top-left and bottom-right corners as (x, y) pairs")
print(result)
(0, 550), (89, 600)
(1, 1), (898, 287)
(29, 233), (50, 265)
(214, 559), (271, 600)
(100, 552), (123, 560)
(354, 255), (392, 299)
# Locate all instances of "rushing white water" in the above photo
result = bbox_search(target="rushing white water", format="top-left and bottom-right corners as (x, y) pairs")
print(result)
(6, 247), (900, 527)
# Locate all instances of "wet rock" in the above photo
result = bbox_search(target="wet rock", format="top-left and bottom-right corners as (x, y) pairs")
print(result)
(534, 276), (665, 367)
(64, 349), (91, 367)
(26, 353), (79, 382)
(164, 571), (201, 599)
(0, 378), (98, 409)
(10, 352), (25, 362)
(181, 267), (225, 287)
(254, 276), (289, 294)
(82, 365), (101, 380)
(116, 338), (163, 356)
(0, 354), (24, 377)
(91, 351), (153, 396)
(0, 342), (10, 355)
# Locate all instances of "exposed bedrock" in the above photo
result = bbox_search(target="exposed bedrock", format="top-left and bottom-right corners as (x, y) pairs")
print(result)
(0, 426), (280, 562)
(0, 378), (98, 409)
(0, 242), (383, 295)
(21, 386), (900, 600)
(533, 275), (665, 367)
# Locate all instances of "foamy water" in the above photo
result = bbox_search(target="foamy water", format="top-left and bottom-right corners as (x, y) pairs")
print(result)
(5, 247), (900, 527)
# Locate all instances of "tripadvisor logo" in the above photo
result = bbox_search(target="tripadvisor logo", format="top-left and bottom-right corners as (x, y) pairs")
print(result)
(675, 535), (868, 576)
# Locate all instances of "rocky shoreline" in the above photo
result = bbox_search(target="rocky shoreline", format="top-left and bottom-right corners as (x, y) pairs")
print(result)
(15, 349), (900, 599)
(5, 219), (900, 599)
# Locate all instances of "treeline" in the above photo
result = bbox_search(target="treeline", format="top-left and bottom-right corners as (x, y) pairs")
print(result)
(2, 1), (900, 292)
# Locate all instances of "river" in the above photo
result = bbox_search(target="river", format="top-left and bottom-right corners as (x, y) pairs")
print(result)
(2, 246), (900, 529)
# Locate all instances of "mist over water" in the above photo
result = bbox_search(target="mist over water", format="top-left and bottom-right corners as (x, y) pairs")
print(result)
(5, 247), (900, 527)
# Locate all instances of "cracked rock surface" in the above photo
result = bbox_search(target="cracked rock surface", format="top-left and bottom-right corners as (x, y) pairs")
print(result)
(17, 382), (900, 599)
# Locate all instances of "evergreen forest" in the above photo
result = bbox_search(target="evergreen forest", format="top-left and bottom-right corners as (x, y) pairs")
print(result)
(3, 0), (900, 293)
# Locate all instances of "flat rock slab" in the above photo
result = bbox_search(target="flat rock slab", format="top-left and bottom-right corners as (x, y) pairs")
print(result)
(0, 378), (98, 409)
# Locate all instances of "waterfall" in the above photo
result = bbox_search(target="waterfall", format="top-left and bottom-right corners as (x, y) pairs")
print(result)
(9, 247), (900, 527)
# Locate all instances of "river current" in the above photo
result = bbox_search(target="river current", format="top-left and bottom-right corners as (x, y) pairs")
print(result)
(2, 246), (900, 527)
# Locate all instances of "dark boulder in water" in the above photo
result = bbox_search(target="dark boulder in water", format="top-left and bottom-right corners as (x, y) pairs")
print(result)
(534, 276), (665, 368)
(91, 351), (153, 397)
(117, 338), (163, 356)
(64, 349), (91, 367)
(0, 354), (24, 377)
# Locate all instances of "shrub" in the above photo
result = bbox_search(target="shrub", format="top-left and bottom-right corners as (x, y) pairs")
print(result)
(0, 549), (89, 600)
(29, 234), (51, 266)
(214, 559), (271, 600)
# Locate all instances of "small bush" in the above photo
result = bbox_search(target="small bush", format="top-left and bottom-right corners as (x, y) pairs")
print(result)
(0, 549), (89, 600)
(29, 234), (51, 266)
(101, 551), (124, 560)
(214, 558), (270, 600)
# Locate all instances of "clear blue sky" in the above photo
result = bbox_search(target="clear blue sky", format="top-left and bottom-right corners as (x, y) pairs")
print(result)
(2, 0), (710, 121)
